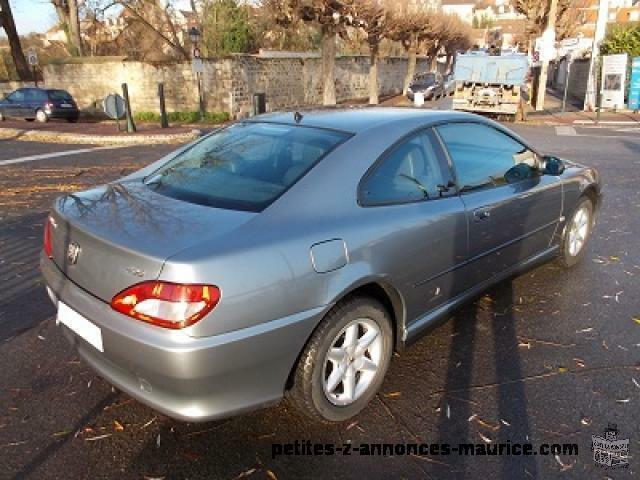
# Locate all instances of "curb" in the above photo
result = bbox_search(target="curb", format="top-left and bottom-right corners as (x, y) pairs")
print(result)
(0, 127), (202, 145)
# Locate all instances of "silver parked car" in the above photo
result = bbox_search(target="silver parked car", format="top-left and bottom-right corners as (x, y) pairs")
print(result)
(41, 109), (601, 423)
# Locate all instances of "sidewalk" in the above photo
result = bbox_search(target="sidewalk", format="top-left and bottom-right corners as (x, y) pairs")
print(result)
(0, 118), (216, 145)
(525, 89), (640, 125)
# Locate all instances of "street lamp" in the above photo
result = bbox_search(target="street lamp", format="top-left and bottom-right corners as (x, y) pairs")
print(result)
(188, 26), (201, 46)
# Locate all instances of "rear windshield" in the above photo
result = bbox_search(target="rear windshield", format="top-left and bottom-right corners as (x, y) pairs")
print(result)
(47, 90), (73, 101)
(145, 122), (349, 212)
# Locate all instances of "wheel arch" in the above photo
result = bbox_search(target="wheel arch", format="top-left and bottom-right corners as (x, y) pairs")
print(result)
(284, 278), (407, 391)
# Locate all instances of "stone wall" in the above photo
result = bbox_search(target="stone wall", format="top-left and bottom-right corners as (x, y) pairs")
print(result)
(40, 55), (429, 119)
(0, 81), (34, 98)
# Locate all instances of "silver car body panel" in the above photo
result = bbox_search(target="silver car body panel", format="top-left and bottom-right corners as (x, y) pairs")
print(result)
(42, 108), (601, 421)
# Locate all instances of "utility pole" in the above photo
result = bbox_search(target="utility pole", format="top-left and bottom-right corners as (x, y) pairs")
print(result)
(535, 0), (559, 111)
(584, 0), (609, 111)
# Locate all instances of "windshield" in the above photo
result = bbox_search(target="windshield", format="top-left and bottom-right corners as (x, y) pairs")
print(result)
(145, 122), (350, 212)
(414, 74), (436, 85)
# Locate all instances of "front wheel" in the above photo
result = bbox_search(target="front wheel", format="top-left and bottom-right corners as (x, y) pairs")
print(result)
(287, 296), (393, 423)
(558, 198), (594, 268)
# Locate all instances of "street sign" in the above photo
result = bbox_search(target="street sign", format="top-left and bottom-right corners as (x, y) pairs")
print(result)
(192, 58), (204, 74)
(601, 53), (628, 109)
(534, 30), (556, 63)
(629, 57), (640, 111)
(27, 49), (38, 66)
(103, 93), (126, 120)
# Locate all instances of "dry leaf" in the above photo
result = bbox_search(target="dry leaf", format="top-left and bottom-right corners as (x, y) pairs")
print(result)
(478, 432), (492, 444)
(114, 420), (124, 432)
(384, 391), (401, 398)
(266, 470), (278, 480)
(632, 378), (640, 389)
(580, 416), (592, 426)
(233, 468), (257, 480)
(554, 455), (574, 471)
(85, 434), (112, 442)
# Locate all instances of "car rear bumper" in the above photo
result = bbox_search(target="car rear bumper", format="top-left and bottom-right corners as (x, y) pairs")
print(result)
(40, 254), (323, 422)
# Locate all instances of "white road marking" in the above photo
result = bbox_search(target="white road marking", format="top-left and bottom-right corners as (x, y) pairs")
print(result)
(0, 145), (125, 166)
(555, 126), (577, 136)
(573, 120), (639, 125)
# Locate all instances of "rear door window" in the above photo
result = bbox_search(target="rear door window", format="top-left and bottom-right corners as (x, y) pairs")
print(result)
(145, 122), (350, 212)
(360, 129), (454, 205)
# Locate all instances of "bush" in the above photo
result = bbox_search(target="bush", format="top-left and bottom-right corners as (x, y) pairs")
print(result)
(133, 111), (230, 124)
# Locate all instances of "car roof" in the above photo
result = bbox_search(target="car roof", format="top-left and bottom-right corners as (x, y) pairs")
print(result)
(246, 107), (478, 134)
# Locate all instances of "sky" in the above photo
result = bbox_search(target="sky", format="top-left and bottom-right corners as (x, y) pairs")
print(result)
(7, 0), (58, 35)
(1, 0), (196, 37)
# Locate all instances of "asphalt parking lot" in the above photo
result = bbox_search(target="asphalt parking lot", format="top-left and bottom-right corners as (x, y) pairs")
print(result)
(0, 124), (639, 479)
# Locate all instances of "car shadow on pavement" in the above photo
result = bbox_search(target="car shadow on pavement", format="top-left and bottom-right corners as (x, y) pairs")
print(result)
(435, 280), (537, 478)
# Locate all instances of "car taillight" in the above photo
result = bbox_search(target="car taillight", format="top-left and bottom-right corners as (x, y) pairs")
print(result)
(111, 281), (220, 329)
(43, 216), (54, 258)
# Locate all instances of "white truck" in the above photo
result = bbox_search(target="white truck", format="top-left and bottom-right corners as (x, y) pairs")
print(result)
(452, 52), (529, 121)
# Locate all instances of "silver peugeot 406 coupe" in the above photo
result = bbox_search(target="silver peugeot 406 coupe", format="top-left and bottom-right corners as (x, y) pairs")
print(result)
(41, 108), (601, 423)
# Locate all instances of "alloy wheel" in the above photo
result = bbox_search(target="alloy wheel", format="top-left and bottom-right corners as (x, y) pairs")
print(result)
(568, 206), (590, 256)
(322, 317), (383, 406)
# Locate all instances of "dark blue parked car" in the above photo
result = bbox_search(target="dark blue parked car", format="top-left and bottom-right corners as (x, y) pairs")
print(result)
(0, 87), (79, 123)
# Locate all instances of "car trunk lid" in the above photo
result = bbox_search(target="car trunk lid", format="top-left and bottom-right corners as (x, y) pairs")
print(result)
(49, 181), (255, 302)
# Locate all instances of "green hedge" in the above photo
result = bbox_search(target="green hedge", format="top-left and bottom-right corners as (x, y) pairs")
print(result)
(133, 111), (230, 124)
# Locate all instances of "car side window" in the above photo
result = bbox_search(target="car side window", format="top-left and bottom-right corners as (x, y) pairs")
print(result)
(25, 89), (46, 102)
(436, 123), (539, 191)
(7, 90), (25, 102)
(360, 130), (453, 205)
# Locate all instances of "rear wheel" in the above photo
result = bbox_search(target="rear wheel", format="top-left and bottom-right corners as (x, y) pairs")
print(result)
(287, 296), (393, 423)
(36, 109), (49, 123)
(558, 197), (594, 268)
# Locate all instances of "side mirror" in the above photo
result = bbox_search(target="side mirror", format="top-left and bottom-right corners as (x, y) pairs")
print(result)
(543, 156), (565, 176)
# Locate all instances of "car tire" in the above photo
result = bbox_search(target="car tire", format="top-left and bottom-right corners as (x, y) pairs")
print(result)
(25, 118), (35, 122)
(287, 296), (393, 423)
(67, 118), (78, 123)
(558, 197), (594, 268)
(36, 109), (49, 123)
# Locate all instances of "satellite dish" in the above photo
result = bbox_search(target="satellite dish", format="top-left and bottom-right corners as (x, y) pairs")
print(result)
(103, 93), (126, 120)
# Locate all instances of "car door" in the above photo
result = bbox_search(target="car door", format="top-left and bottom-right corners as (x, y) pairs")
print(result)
(24, 89), (46, 118)
(358, 128), (468, 326)
(2, 89), (26, 117)
(435, 122), (562, 282)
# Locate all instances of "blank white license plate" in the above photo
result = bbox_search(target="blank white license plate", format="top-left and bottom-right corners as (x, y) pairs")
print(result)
(60, 103), (72, 108)
(57, 302), (103, 352)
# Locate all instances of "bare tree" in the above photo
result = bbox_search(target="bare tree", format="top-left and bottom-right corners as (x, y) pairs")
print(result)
(87, 0), (190, 60)
(389, 9), (437, 95)
(350, 0), (392, 104)
(51, 0), (84, 55)
(265, 0), (355, 106)
(0, 0), (32, 79)
(514, 0), (584, 51)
